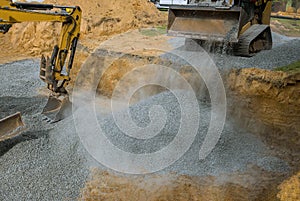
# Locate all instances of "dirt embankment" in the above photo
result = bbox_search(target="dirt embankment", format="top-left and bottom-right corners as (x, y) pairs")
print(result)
(228, 69), (300, 201)
(44, 0), (166, 50)
(228, 68), (300, 158)
(0, 0), (166, 63)
(228, 68), (300, 197)
(277, 170), (300, 201)
(80, 168), (285, 201)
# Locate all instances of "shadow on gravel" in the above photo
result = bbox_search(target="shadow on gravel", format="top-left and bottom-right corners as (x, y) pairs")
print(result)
(0, 96), (46, 119)
(0, 96), (51, 156)
(0, 130), (50, 156)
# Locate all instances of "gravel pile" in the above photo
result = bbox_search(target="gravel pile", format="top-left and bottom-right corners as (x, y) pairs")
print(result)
(0, 33), (298, 200)
(0, 101), (91, 200)
(213, 33), (300, 70)
(0, 118), (89, 200)
(168, 33), (300, 71)
(0, 59), (43, 98)
(0, 60), (90, 201)
(96, 90), (289, 176)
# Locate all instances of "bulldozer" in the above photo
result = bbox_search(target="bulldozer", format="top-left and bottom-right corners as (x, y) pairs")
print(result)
(0, 0), (81, 141)
(167, 0), (273, 56)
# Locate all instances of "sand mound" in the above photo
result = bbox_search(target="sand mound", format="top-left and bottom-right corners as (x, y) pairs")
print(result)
(80, 167), (284, 201)
(277, 171), (300, 201)
(45, 0), (165, 35)
(228, 68), (300, 170)
(80, 170), (247, 201)
(228, 68), (300, 134)
(2, 0), (166, 56)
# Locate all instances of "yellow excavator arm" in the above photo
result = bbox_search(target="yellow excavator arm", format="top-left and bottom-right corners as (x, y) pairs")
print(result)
(0, 0), (82, 137)
(0, 0), (81, 94)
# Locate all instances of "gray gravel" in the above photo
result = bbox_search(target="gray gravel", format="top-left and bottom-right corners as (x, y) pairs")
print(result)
(0, 60), (90, 201)
(0, 123), (89, 201)
(213, 37), (300, 70)
(168, 33), (300, 70)
(0, 32), (297, 200)
(96, 90), (289, 176)
(0, 59), (43, 98)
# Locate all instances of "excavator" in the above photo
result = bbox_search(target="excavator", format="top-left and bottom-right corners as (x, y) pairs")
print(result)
(167, 0), (273, 56)
(0, 0), (81, 141)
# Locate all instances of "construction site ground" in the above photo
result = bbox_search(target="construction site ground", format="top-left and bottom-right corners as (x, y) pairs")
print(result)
(0, 1), (300, 201)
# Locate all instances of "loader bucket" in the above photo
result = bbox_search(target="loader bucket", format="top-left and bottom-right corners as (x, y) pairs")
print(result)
(167, 6), (242, 43)
(42, 95), (72, 123)
(0, 112), (26, 142)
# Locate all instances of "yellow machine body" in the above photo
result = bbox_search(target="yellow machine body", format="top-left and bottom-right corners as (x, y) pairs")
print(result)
(167, 0), (273, 56)
(0, 0), (82, 137)
(168, 6), (242, 43)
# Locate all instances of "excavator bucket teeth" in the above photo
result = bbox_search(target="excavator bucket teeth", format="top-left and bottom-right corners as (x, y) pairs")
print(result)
(42, 96), (72, 123)
(167, 6), (242, 43)
(0, 112), (26, 142)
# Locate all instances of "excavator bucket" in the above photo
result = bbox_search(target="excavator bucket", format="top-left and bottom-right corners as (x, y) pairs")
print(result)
(0, 112), (26, 142)
(167, 6), (243, 43)
(42, 95), (72, 123)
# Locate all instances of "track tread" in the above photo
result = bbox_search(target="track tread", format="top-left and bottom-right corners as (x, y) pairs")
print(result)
(234, 24), (271, 56)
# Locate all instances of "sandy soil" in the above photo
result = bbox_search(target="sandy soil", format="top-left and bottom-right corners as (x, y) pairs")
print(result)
(228, 68), (300, 167)
(271, 19), (300, 37)
(227, 69), (300, 201)
(277, 170), (300, 201)
(80, 168), (285, 201)
(0, 0), (166, 64)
